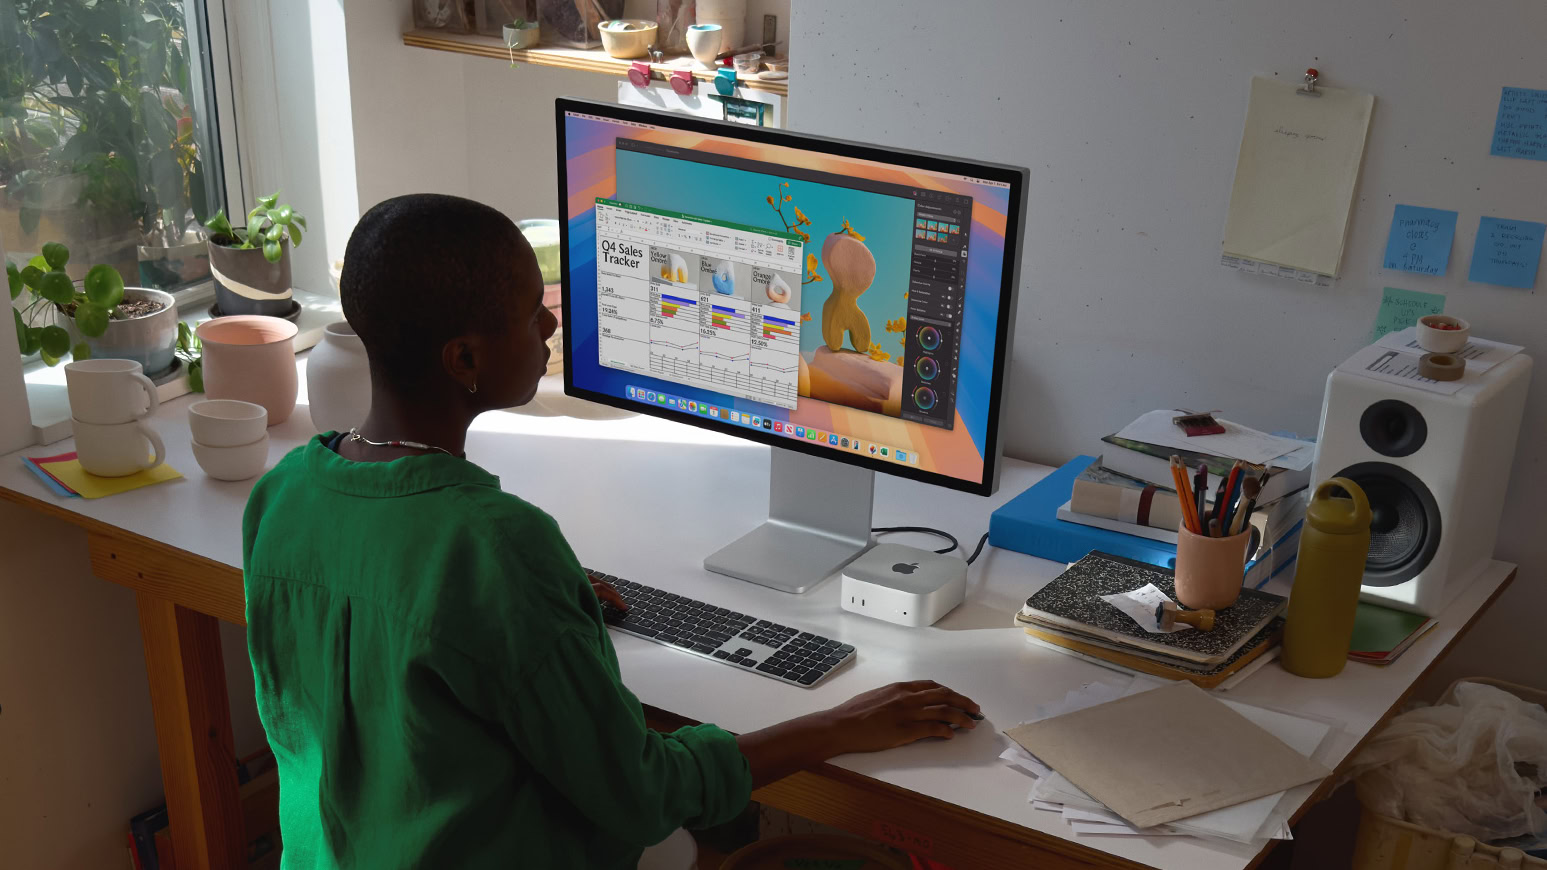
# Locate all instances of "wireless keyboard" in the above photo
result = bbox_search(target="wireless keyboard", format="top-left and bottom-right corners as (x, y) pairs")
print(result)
(587, 569), (857, 688)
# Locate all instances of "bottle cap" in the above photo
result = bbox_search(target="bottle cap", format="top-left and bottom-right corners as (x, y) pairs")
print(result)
(1305, 477), (1372, 535)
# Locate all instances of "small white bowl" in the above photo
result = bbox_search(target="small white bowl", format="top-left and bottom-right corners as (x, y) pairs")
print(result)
(1416, 314), (1470, 353)
(192, 433), (271, 481)
(189, 399), (268, 448)
(599, 19), (657, 59)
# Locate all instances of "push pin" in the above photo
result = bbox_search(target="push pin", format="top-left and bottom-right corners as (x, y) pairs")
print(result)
(670, 69), (694, 95)
(1297, 67), (1321, 97)
(1156, 600), (1216, 632)
(714, 67), (737, 96)
(627, 62), (652, 88)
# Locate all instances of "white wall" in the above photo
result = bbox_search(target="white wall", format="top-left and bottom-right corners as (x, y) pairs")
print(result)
(793, 1), (1547, 690)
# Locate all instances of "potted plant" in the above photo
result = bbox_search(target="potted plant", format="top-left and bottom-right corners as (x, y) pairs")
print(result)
(204, 191), (306, 317)
(9, 241), (179, 376)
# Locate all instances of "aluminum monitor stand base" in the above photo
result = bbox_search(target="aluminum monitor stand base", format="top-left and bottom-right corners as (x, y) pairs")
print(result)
(704, 449), (875, 594)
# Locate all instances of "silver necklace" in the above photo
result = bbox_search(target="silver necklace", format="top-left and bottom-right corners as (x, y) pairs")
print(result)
(346, 428), (457, 457)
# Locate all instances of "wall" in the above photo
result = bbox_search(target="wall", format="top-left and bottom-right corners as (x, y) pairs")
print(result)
(792, 1), (1547, 689)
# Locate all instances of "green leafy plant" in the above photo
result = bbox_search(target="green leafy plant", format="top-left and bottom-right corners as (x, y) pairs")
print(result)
(9, 241), (126, 365)
(205, 191), (306, 264)
(174, 320), (204, 391)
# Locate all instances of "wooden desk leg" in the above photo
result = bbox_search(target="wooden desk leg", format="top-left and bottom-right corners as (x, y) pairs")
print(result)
(137, 592), (246, 870)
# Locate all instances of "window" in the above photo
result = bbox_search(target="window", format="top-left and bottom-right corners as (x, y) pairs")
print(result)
(2, 0), (231, 296)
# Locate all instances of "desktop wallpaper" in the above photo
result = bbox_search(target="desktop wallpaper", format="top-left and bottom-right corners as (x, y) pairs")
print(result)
(563, 111), (1013, 485)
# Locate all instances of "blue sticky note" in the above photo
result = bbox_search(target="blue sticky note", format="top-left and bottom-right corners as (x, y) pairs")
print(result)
(1382, 205), (1458, 276)
(1372, 287), (1445, 340)
(1491, 87), (1547, 161)
(1469, 216), (1546, 289)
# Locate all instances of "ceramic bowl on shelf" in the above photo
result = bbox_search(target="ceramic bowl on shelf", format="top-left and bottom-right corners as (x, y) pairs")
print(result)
(192, 433), (271, 481)
(188, 399), (268, 448)
(1417, 314), (1470, 353)
(599, 19), (657, 59)
(686, 23), (723, 69)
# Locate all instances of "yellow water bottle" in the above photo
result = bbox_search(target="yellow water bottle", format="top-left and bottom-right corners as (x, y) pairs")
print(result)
(1282, 478), (1372, 678)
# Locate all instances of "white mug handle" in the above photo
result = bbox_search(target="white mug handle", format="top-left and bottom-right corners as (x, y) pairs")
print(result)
(132, 372), (160, 418)
(137, 422), (166, 471)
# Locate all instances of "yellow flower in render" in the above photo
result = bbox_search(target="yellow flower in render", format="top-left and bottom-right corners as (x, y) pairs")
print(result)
(766, 195), (775, 206)
(793, 206), (808, 224)
(866, 342), (890, 362)
(839, 218), (866, 242)
(806, 253), (818, 272)
(800, 311), (812, 322)
(782, 181), (790, 187)
(884, 317), (906, 333)
(784, 195), (792, 201)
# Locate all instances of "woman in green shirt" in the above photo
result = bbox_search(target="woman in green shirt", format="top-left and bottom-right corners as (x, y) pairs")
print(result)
(243, 194), (980, 869)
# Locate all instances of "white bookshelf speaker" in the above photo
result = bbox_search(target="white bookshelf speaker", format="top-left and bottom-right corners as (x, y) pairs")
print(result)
(1309, 353), (1531, 616)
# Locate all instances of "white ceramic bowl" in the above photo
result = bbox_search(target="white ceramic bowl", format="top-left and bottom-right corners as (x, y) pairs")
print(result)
(1416, 314), (1470, 353)
(192, 433), (271, 481)
(188, 399), (268, 448)
(599, 19), (657, 59)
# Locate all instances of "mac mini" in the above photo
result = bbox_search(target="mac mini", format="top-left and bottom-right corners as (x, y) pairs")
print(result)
(840, 543), (967, 627)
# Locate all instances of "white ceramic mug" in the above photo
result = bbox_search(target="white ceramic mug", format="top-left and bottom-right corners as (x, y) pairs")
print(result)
(73, 418), (166, 478)
(686, 23), (723, 69)
(65, 359), (159, 425)
(188, 399), (268, 448)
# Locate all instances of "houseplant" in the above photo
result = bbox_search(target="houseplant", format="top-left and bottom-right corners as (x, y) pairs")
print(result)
(9, 240), (178, 375)
(204, 191), (306, 317)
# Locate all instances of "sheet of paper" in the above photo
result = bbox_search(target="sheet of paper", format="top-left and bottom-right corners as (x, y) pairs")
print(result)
(1469, 216), (1545, 289)
(1222, 76), (1374, 277)
(999, 744), (1051, 779)
(1099, 583), (1187, 634)
(1070, 821), (1191, 837)
(1115, 409), (1309, 466)
(1371, 287), (1445, 340)
(1032, 800), (1064, 813)
(1219, 253), (1335, 286)
(1382, 205), (1458, 276)
(1336, 343), (1469, 396)
(1006, 682), (1331, 829)
(1491, 86), (1547, 161)
(35, 457), (183, 499)
(1375, 327), (1523, 373)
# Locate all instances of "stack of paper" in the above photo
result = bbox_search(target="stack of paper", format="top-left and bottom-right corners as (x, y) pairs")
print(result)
(999, 678), (1338, 847)
(21, 452), (182, 499)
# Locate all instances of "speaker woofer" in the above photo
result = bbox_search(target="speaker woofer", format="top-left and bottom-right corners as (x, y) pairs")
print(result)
(1360, 399), (1427, 457)
(1333, 462), (1441, 587)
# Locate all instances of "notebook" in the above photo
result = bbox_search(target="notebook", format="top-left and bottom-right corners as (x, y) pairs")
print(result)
(1023, 617), (1285, 687)
(1019, 552), (1287, 666)
(1348, 602), (1436, 665)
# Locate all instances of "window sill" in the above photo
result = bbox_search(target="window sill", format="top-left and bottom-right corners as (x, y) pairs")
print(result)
(24, 288), (342, 445)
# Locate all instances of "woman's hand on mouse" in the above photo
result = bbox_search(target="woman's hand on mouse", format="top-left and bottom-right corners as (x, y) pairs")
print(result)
(820, 680), (981, 753)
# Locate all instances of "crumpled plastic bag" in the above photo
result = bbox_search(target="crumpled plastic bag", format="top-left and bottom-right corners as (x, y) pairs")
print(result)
(1348, 681), (1547, 841)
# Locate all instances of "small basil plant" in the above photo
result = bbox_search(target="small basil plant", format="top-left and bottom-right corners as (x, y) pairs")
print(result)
(8, 242), (125, 365)
(205, 190), (307, 264)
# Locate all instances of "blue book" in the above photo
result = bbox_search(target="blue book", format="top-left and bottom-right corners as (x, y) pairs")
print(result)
(991, 456), (1178, 569)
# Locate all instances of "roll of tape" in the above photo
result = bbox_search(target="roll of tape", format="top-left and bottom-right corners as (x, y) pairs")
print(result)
(1419, 352), (1465, 381)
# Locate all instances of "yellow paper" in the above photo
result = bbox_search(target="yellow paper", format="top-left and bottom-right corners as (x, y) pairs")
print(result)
(1223, 76), (1375, 277)
(45, 459), (183, 499)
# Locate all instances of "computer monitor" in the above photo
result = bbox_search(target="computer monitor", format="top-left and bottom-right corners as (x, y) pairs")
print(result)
(557, 98), (1027, 593)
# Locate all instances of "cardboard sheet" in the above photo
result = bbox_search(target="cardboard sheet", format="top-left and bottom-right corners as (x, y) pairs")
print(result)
(1006, 681), (1330, 829)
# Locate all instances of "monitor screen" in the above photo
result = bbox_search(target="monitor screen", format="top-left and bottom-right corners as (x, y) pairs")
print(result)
(557, 99), (1025, 494)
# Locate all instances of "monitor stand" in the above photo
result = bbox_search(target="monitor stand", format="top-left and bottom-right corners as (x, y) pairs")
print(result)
(704, 449), (874, 594)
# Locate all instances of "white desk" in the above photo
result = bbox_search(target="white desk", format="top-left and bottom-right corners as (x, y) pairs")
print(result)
(0, 366), (1514, 870)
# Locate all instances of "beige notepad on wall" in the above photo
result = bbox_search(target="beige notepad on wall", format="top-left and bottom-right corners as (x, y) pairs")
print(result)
(1222, 75), (1375, 277)
(1006, 681), (1330, 829)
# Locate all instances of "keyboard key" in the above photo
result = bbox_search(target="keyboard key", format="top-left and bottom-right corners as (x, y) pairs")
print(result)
(728, 655), (745, 664)
(712, 650), (729, 659)
(738, 659), (756, 667)
(837, 644), (855, 654)
(672, 638), (694, 649)
(797, 632), (813, 641)
(756, 663), (776, 673)
(798, 673), (820, 685)
(768, 666), (788, 677)
(693, 643), (717, 654)
(636, 628), (660, 638)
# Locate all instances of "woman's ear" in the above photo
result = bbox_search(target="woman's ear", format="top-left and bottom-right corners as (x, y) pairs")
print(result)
(441, 335), (481, 394)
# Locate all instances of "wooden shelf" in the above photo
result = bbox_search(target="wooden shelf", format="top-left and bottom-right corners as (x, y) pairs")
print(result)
(401, 29), (788, 97)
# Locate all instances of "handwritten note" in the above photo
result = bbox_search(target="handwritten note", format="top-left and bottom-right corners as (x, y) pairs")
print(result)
(1100, 584), (1189, 634)
(1469, 216), (1546, 289)
(1382, 205), (1458, 275)
(1491, 87), (1547, 161)
(1372, 287), (1445, 340)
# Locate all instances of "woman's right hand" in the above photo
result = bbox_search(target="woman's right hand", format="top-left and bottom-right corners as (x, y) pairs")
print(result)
(820, 680), (981, 753)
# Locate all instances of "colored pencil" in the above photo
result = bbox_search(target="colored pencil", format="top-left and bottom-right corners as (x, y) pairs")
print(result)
(1170, 457), (1199, 534)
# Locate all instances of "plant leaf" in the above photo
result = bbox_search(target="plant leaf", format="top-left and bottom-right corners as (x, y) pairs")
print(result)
(13, 308), (26, 348)
(39, 325), (71, 357)
(74, 303), (110, 338)
(38, 270), (76, 304)
(259, 192), (278, 209)
(72, 342), (92, 361)
(293, 215), (307, 230)
(40, 348), (61, 366)
(205, 208), (233, 239)
(287, 223), (303, 248)
(22, 326), (42, 356)
(20, 206), (40, 236)
(7, 263), (20, 300)
(187, 360), (204, 392)
(41, 242), (69, 270)
(275, 205), (293, 223)
(84, 265), (125, 308)
(28, 255), (48, 272)
(177, 321), (191, 353)
(263, 240), (282, 263)
(266, 223), (284, 242)
(20, 265), (44, 290)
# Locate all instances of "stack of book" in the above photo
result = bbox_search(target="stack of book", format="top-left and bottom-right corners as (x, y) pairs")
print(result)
(1015, 552), (1289, 688)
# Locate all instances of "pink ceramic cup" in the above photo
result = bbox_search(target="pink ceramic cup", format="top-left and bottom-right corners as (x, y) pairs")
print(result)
(1174, 523), (1252, 610)
(197, 316), (299, 426)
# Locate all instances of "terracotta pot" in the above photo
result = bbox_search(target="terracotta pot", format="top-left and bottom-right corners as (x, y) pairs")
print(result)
(198, 315), (299, 426)
(208, 237), (292, 317)
(305, 321), (372, 433)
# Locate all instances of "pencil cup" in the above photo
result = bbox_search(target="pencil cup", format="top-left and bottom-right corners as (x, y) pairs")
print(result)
(1174, 523), (1251, 610)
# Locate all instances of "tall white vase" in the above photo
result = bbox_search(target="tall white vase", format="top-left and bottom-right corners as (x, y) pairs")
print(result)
(305, 321), (372, 434)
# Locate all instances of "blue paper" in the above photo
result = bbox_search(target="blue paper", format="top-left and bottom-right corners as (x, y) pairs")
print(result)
(1382, 205), (1458, 276)
(1469, 216), (1546, 289)
(988, 456), (1178, 570)
(1491, 87), (1547, 161)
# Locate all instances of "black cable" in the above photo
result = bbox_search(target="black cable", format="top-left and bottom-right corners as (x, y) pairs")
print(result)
(871, 525), (959, 555)
(964, 531), (991, 565)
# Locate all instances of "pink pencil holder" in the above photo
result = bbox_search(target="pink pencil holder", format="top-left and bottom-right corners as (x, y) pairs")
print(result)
(1174, 523), (1251, 610)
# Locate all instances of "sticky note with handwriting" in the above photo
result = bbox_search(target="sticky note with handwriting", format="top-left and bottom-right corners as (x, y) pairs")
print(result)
(1491, 87), (1547, 161)
(1469, 216), (1545, 289)
(1382, 205), (1458, 276)
(1372, 287), (1445, 340)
